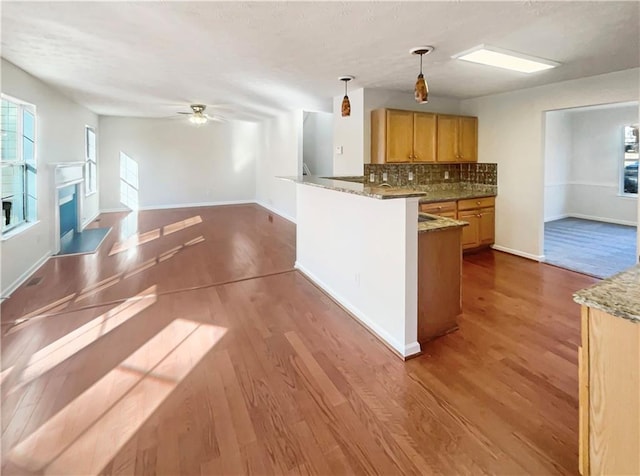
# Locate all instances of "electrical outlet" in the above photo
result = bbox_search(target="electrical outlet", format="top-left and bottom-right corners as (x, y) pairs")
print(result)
(369, 172), (375, 183)
(335, 146), (343, 155)
(408, 171), (414, 181)
(444, 171), (449, 180)
(382, 172), (388, 182)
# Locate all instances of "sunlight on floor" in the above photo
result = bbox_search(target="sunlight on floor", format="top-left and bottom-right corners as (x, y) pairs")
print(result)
(6, 236), (206, 334)
(108, 215), (203, 256)
(11, 286), (157, 392)
(9, 318), (227, 475)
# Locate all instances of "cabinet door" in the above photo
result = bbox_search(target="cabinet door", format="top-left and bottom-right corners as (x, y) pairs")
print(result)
(413, 112), (437, 162)
(436, 115), (459, 162)
(386, 110), (414, 162)
(458, 210), (479, 249)
(478, 207), (495, 244)
(459, 116), (478, 162)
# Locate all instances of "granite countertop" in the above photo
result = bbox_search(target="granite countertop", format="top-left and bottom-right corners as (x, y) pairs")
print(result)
(573, 264), (640, 323)
(418, 213), (468, 234)
(281, 176), (427, 199)
(283, 176), (497, 201)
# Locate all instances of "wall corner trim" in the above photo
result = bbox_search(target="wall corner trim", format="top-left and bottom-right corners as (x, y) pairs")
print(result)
(491, 244), (544, 262)
(254, 201), (296, 224)
(1, 250), (52, 299)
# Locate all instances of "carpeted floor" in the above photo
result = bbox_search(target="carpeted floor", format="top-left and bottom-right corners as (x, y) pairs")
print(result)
(544, 218), (637, 278)
(56, 227), (112, 256)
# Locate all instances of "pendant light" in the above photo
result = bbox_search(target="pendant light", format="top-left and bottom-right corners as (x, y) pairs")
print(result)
(339, 75), (355, 117)
(410, 46), (434, 104)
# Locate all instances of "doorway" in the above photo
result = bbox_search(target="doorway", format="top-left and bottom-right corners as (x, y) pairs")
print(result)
(543, 102), (638, 278)
(302, 111), (333, 176)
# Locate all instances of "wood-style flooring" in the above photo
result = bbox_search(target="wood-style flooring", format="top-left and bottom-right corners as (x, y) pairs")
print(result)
(1, 204), (597, 475)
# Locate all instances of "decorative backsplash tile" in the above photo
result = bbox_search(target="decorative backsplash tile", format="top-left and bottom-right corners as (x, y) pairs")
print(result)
(364, 163), (497, 186)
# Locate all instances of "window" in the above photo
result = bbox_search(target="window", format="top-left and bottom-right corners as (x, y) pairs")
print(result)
(119, 152), (139, 210)
(622, 124), (639, 196)
(85, 126), (97, 195)
(1, 95), (37, 233)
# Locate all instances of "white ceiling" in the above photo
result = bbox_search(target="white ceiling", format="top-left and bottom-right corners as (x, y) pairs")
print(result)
(2, 1), (638, 120)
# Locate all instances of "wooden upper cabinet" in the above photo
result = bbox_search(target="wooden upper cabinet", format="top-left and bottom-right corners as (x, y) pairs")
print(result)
(436, 115), (459, 162)
(459, 116), (478, 162)
(436, 114), (478, 162)
(386, 109), (414, 162)
(413, 112), (437, 162)
(371, 109), (436, 164)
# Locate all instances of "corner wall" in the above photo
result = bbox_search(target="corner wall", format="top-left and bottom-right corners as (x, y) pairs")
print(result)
(461, 68), (640, 260)
(255, 110), (303, 222)
(1, 59), (98, 297)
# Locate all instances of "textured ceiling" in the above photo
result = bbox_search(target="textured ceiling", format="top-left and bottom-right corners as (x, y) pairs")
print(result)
(2, 1), (638, 120)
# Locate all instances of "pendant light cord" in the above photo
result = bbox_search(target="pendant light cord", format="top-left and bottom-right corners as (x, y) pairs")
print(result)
(420, 53), (423, 75)
(344, 80), (348, 96)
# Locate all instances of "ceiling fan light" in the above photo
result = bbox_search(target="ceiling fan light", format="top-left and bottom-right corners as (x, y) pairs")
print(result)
(189, 114), (207, 125)
(415, 73), (429, 104)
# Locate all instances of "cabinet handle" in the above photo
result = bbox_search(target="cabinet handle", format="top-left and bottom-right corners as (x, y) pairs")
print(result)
(477, 214), (482, 218)
(476, 201), (481, 205)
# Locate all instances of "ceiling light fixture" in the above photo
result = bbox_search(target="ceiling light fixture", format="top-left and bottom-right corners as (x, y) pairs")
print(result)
(188, 104), (208, 125)
(452, 44), (560, 73)
(411, 46), (434, 104)
(339, 75), (354, 117)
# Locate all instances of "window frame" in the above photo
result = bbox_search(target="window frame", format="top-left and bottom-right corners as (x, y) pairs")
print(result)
(1, 93), (37, 235)
(620, 124), (639, 198)
(85, 125), (97, 196)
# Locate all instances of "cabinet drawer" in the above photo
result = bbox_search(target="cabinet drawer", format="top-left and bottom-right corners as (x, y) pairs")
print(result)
(420, 201), (457, 214)
(458, 196), (495, 211)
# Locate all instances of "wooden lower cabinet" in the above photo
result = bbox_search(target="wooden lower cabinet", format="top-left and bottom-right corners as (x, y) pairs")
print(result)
(417, 227), (462, 344)
(579, 306), (640, 475)
(420, 197), (495, 251)
(457, 197), (495, 250)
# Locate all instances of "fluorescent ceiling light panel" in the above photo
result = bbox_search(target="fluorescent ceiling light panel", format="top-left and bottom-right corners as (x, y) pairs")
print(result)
(452, 45), (560, 73)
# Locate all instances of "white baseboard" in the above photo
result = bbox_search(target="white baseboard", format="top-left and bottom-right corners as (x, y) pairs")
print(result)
(294, 261), (420, 358)
(544, 213), (570, 223)
(100, 207), (130, 214)
(255, 201), (296, 224)
(1, 251), (52, 300)
(82, 209), (101, 229)
(491, 245), (544, 262)
(567, 213), (637, 227)
(99, 200), (256, 215)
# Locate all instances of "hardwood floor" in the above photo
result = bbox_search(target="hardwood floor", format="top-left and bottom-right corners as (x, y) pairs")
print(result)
(1, 204), (597, 475)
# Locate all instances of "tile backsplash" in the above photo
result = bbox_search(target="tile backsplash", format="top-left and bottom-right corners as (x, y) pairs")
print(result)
(363, 163), (497, 187)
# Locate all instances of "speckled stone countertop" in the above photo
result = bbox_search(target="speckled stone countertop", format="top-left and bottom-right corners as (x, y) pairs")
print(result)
(283, 176), (497, 201)
(418, 213), (468, 234)
(573, 265), (640, 322)
(282, 176), (427, 199)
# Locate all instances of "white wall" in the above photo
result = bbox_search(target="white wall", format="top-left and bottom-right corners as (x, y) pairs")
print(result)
(1, 59), (98, 297)
(255, 110), (303, 222)
(295, 183), (420, 357)
(544, 110), (573, 221)
(332, 88), (462, 176)
(303, 111), (333, 176)
(461, 68), (640, 260)
(98, 117), (258, 211)
(567, 104), (638, 225)
(333, 88), (365, 177)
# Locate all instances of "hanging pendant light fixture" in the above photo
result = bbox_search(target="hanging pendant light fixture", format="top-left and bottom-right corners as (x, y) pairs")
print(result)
(339, 75), (355, 117)
(410, 46), (434, 104)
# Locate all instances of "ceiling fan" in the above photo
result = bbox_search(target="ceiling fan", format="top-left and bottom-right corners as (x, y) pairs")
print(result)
(177, 104), (225, 125)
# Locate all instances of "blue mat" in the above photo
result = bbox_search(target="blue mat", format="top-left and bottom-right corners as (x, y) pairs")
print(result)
(544, 218), (636, 278)
(56, 227), (111, 256)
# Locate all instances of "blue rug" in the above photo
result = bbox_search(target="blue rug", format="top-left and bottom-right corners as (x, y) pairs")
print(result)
(544, 218), (636, 278)
(56, 227), (111, 256)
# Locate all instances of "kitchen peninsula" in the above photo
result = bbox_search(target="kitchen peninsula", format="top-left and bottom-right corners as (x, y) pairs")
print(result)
(286, 171), (497, 359)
